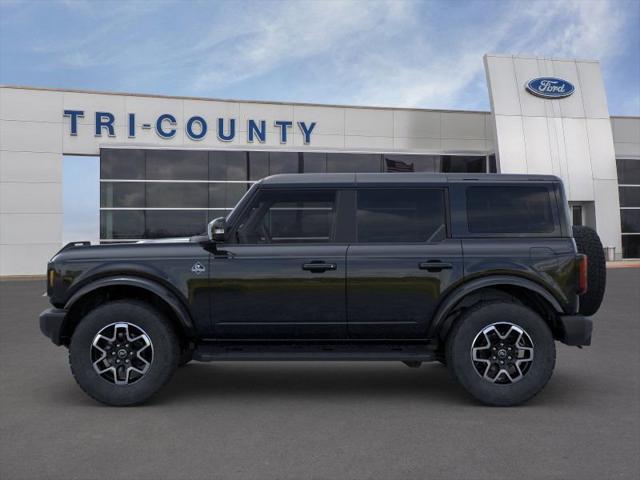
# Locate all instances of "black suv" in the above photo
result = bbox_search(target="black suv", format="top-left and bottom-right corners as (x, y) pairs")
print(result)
(40, 173), (605, 406)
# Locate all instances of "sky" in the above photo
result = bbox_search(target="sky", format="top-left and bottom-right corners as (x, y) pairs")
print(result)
(1, 0), (639, 241)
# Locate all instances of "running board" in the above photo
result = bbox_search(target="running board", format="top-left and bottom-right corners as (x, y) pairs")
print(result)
(193, 342), (438, 362)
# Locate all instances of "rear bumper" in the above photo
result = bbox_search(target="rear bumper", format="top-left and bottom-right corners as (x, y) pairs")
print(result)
(557, 315), (593, 346)
(39, 308), (67, 346)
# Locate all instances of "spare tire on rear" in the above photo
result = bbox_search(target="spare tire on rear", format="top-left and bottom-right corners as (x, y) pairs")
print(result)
(572, 225), (606, 316)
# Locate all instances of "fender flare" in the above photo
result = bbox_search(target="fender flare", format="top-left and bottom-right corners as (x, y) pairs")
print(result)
(428, 275), (564, 339)
(64, 276), (195, 337)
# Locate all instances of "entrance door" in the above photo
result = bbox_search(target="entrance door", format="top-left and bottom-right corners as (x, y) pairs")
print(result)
(347, 188), (464, 338)
(210, 188), (347, 339)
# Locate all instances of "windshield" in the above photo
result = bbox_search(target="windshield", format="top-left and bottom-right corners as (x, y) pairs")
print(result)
(226, 182), (260, 225)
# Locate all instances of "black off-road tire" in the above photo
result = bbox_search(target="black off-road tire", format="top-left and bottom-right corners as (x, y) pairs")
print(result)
(572, 225), (606, 316)
(69, 300), (180, 406)
(446, 301), (555, 406)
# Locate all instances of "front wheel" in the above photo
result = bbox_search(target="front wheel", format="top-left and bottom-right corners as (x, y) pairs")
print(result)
(446, 302), (555, 406)
(69, 300), (180, 406)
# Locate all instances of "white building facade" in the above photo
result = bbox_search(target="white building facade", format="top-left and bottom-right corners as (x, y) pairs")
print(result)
(1, 54), (639, 276)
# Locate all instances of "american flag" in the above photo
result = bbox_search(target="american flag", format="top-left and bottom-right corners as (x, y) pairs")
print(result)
(385, 158), (414, 172)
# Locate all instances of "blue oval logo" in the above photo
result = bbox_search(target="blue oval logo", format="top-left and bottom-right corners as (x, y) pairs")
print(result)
(526, 77), (575, 99)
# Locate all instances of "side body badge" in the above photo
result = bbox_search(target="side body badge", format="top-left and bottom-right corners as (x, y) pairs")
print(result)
(191, 261), (206, 275)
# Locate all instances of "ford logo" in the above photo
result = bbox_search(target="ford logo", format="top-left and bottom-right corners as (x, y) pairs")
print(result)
(526, 77), (575, 99)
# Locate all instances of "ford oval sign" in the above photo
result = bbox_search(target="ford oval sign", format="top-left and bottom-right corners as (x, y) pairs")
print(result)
(526, 77), (575, 99)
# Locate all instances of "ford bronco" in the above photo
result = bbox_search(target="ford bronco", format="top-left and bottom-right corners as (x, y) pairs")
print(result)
(39, 173), (605, 406)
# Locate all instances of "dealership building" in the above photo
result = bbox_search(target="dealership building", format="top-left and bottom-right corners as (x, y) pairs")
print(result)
(1, 53), (639, 276)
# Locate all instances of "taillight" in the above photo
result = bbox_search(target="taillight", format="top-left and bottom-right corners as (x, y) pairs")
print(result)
(578, 255), (588, 295)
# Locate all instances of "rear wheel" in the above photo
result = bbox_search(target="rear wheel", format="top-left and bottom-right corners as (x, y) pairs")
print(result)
(572, 225), (606, 316)
(69, 300), (180, 406)
(446, 301), (555, 406)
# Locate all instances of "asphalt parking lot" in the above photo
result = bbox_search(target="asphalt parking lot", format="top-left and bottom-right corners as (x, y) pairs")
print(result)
(1, 268), (639, 480)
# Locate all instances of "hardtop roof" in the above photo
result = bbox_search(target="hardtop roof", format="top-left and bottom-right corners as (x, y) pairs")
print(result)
(259, 172), (561, 188)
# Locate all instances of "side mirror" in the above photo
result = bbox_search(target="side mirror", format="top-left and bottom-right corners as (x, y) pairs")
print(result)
(207, 216), (227, 243)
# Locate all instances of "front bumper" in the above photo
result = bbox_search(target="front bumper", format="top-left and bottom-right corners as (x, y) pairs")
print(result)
(557, 315), (593, 346)
(39, 308), (67, 346)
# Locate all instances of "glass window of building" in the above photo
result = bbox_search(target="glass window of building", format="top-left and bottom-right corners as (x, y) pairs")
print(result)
(146, 182), (208, 208)
(99, 149), (494, 242)
(209, 150), (247, 181)
(617, 159), (640, 258)
(302, 152), (327, 173)
(327, 153), (381, 173)
(146, 150), (208, 180)
(100, 182), (145, 208)
(100, 210), (145, 239)
(146, 210), (208, 237)
(100, 149), (145, 179)
(356, 189), (446, 243)
(384, 154), (441, 172)
(209, 183), (251, 210)
(619, 186), (640, 207)
(442, 155), (486, 173)
(621, 210), (640, 234)
(617, 159), (640, 184)
(248, 151), (269, 180)
(269, 152), (299, 175)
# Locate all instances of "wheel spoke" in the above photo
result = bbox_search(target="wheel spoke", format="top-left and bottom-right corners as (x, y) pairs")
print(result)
(471, 321), (534, 385)
(91, 322), (153, 386)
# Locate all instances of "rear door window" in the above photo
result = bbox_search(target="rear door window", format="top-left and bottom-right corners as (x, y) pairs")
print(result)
(356, 189), (446, 243)
(466, 186), (556, 234)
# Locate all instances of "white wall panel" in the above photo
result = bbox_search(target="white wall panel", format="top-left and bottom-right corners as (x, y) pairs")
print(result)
(611, 117), (640, 144)
(522, 116), (553, 174)
(614, 143), (640, 158)
(551, 60), (585, 118)
(0, 182), (61, 214)
(593, 179), (622, 251)
(0, 120), (63, 153)
(441, 112), (485, 139)
(393, 110), (440, 139)
(0, 88), (63, 123)
(0, 243), (59, 276)
(344, 135), (394, 150)
(494, 115), (527, 173)
(547, 117), (568, 179)
(513, 57), (546, 117)
(345, 108), (393, 137)
(183, 99), (240, 125)
(484, 55), (521, 116)
(562, 118), (594, 200)
(0, 213), (62, 244)
(587, 118), (618, 180)
(577, 62), (610, 119)
(0, 151), (62, 183)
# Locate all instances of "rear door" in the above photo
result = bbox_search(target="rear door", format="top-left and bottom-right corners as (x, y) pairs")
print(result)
(346, 187), (463, 338)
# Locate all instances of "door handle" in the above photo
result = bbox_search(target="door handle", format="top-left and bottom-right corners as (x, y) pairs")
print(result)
(302, 262), (337, 273)
(419, 261), (453, 272)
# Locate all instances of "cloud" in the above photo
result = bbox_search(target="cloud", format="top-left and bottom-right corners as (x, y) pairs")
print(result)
(2, 0), (637, 114)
